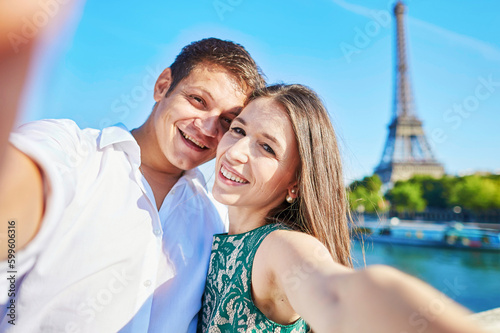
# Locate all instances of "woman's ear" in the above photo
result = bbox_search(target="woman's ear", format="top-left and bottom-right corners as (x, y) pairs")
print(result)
(287, 185), (299, 199)
(154, 68), (172, 102)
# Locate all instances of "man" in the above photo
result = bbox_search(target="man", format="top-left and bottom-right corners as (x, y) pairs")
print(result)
(0, 20), (265, 332)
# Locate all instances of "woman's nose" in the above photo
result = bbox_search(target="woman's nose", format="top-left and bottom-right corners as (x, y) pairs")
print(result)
(225, 138), (250, 164)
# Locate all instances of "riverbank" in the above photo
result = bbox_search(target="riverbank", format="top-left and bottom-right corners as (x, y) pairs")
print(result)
(352, 220), (500, 251)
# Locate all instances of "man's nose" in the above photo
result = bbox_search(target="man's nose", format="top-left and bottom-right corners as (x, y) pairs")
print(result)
(195, 114), (219, 139)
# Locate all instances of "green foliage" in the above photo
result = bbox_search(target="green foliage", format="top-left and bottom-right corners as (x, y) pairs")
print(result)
(449, 175), (500, 210)
(349, 173), (500, 213)
(407, 175), (456, 209)
(386, 181), (426, 212)
(348, 174), (387, 213)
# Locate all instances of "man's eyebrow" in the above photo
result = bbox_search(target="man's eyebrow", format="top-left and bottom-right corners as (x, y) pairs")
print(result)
(188, 87), (243, 116)
(227, 109), (242, 118)
(189, 86), (214, 101)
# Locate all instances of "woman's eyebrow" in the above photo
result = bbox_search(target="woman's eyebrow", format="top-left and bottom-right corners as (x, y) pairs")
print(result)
(234, 117), (281, 147)
(233, 117), (246, 125)
(262, 133), (280, 147)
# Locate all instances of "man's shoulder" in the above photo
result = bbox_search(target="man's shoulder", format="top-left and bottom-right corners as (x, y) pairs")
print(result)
(179, 168), (210, 201)
(15, 118), (82, 134)
(10, 119), (139, 175)
(178, 170), (228, 232)
(207, 192), (229, 231)
(13, 118), (102, 143)
(13, 119), (137, 151)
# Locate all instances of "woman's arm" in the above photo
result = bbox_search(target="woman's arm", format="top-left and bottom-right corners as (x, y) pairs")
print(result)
(260, 230), (482, 333)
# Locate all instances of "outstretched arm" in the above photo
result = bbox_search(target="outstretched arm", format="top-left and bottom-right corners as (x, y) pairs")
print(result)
(261, 230), (481, 333)
(0, 1), (78, 258)
(0, 2), (46, 259)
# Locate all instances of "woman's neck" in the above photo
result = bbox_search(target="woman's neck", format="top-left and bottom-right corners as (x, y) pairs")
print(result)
(227, 206), (268, 235)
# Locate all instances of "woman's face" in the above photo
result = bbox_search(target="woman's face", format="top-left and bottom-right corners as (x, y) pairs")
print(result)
(213, 97), (300, 215)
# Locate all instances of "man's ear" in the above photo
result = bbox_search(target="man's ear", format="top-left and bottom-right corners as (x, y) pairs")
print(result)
(154, 68), (172, 102)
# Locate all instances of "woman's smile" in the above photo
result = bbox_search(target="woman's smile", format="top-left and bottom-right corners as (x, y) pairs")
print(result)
(219, 164), (249, 185)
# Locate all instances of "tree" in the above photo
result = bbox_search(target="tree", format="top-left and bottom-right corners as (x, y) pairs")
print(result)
(386, 181), (426, 212)
(407, 175), (455, 209)
(449, 175), (500, 211)
(348, 174), (387, 213)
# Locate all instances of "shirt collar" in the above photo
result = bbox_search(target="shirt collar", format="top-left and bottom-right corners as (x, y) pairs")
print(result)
(98, 123), (136, 149)
(181, 168), (207, 190)
(98, 123), (141, 168)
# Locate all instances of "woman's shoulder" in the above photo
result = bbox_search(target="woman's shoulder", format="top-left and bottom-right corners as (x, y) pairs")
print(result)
(256, 226), (335, 274)
(262, 227), (327, 254)
(251, 225), (346, 327)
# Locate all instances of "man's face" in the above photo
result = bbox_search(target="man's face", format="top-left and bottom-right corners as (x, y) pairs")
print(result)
(151, 64), (249, 172)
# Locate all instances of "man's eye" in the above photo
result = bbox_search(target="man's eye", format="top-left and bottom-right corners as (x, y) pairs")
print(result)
(221, 118), (232, 131)
(191, 95), (205, 106)
(262, 144), (275, 156)
(230, 127), (245, 136)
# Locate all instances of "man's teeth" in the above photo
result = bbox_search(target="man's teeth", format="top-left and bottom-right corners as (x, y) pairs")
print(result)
(221, 166), (247, 184)
(181, 131), (206, 149)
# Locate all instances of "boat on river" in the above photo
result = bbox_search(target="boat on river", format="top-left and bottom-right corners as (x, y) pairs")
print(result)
(352, 220), (500, 251)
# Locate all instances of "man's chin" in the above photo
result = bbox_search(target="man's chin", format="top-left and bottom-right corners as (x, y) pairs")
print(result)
(173, 156), (214, 172)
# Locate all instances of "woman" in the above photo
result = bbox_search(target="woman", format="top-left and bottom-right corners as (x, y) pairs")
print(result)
(198, 84), (481, 333)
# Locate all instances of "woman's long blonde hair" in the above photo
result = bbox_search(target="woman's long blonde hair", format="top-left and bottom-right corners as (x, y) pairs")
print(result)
(252, 84), (352, 267)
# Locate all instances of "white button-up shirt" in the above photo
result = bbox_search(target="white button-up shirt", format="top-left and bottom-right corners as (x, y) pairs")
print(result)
(0, 119), (226, 332)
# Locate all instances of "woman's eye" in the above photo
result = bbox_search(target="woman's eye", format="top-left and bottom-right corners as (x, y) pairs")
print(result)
(262, 144), (275, 155)
(230, 127), (245, 136)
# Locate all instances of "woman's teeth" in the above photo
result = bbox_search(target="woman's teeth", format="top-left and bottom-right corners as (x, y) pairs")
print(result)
(181, 131), (206, 149)
(221, 166), (247, 184)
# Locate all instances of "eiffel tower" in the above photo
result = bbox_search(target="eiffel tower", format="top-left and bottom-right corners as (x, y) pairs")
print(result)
(375, 1), (444, 185)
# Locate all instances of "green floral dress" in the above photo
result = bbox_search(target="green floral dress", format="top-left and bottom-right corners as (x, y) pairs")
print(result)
(198, 223), (310, 333)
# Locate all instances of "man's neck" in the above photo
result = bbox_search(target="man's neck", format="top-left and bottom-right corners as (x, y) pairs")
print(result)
(131, 125), (184, 210)
(139, 163), (182, 210)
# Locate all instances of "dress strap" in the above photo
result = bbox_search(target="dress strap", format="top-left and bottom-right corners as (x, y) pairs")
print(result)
(243, 223), (289, 292)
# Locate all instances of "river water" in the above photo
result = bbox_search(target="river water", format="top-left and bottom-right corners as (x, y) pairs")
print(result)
(351, 240), (500, 312)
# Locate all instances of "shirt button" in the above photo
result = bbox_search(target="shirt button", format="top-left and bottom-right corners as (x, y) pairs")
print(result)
(154, 229), (161, 236)
(171, 189), (176, 195)
(144, 280), (152, 287)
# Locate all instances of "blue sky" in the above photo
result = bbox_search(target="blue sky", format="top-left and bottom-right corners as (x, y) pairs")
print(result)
(19, 0), (500, 183)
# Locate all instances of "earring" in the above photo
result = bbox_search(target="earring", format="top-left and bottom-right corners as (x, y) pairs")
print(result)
(287, 188), (297, 203)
